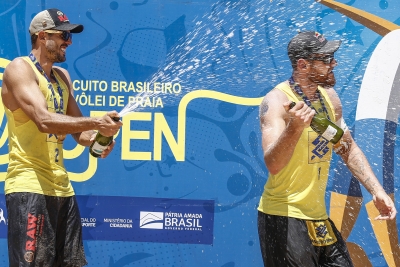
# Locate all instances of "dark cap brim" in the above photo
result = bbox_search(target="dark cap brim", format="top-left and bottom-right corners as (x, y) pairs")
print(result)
(315, 40), (341, 54)
(52, 23), (84, 33)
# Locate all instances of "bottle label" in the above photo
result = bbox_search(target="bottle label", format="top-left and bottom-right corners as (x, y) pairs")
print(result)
(321, 125), (338, 141)
(91, 142), (108, 155)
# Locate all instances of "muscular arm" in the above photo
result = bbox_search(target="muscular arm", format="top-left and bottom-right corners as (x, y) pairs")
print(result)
(53, 66), (104, 146)
(261, 89), (315, 174)
(326, 87), (396, 219)
(326, 87), (384, 195)
(335, 128), (396, 219)
(2, 58), (121, 146)
(335, 131), (385, 195)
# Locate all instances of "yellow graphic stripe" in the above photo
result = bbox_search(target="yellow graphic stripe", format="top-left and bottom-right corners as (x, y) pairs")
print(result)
(67, 111), (122, 182)
(64, 144), (96, 182)
(0, 58), (10, 68)
(366, 195), (400, 266)
(67, 151), (98, 182)
(329, 192), (363, 240)
(317, 0), (400, 36)
(177, 90), (263, 150)
(0, 92), (8, 164)
(66, 113), (120, 182)
(0, 58), (10, 180)
(0, 85), (264, 181)
(70, 91), (262, 180)
(0, 58), (10, 140)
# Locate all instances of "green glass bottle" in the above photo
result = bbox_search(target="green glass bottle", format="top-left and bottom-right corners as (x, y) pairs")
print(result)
(289, 102), (344, 144)
(89, 117), (120, 157)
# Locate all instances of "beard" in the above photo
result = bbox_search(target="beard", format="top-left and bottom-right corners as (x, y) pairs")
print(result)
(45, 41), (66, 63)
(308, 68), (336, 88)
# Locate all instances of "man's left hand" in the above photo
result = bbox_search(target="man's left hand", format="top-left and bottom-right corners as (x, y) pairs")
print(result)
(100, 140), (116, 159)
(373, 190), (397, 220)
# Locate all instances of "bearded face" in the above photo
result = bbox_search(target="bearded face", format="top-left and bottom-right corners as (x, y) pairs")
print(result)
(307, 54), (336, 87)
(308, 65), (336, 87)
(45, 36), (67, 63)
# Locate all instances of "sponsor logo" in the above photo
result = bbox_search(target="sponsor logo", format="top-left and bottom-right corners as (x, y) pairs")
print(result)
(314, 31), (326, 42)
(306, 221), (337, 246)
(24, 251), (34, 263)
(311, 135), (330, 160)
(56, 11), (69, 22)
(140, 211), (164, 229)
(308, 132), (331, 163)
(0, 208), (6, 225)
(140, 211), (204, 231)
(74, 195), (214, 244)
(315, 224), (328, 238)
(25, 213), (44, 257)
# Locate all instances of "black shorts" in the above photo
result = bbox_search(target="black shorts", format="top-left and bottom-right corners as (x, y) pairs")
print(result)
(6, 192), (87, 267)
(257, 211), (354, 267)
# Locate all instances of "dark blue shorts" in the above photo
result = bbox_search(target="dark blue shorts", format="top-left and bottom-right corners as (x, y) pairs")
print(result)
(6, 192), (87, 267)
(257, 212), (354, 267)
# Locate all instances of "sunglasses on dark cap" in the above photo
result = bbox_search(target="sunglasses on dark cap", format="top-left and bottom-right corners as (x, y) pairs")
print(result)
(36, 30), (72, 41)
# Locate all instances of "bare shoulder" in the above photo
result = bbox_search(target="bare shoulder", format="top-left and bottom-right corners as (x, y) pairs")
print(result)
(53, 66), (71, 83)
(260, 88), (288, 117)
(2, 57), (40, 110)
(4, 57), (31, 79)
(324, 87), (343, 120)
(6, 57), (27, 68)
(53, 66), (69, 76)
(53, 66), (73, 94)
(3, 57), (37, 91)
(259, 87), (289, 131)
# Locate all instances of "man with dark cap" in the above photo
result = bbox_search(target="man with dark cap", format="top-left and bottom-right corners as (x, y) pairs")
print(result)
(257, 31), (396, 266)
(1, 8), (122, 266)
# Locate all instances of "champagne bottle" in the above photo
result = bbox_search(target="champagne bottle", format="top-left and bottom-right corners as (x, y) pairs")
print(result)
(89, 117), (120, 157)
(289, 102), (344, 144)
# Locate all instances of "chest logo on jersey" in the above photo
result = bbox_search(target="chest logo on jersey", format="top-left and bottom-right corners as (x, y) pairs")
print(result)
(47, 133), (65, 143)
(308, 131), (331, 163)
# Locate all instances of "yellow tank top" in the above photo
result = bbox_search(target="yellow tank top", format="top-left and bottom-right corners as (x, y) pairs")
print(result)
(4, 57), (74, 196)
(258, 81), (336, 220)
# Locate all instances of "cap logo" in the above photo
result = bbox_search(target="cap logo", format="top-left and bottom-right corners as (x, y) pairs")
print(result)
(24, 251), (34, 262)
(314, 32), (326, 43)
(42, 20), (47, 27)
(56, 11), (69, 22)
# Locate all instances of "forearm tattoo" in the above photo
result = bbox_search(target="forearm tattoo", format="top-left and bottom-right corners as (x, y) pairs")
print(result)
(348, 152), (379, 195)
(348, 152), (365, 177)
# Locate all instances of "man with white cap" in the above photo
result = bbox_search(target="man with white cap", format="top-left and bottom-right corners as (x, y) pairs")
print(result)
(1, 8), (122, 266)
(257, 31), (396, 266)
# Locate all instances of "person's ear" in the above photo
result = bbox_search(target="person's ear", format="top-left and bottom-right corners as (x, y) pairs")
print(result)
(297, 58), (308, 70)
(38, 31), (46, 40)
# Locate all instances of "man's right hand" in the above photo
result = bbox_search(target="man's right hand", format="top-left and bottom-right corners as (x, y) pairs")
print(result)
(284, 101), (315, 130)
(97, 111), (123, 137)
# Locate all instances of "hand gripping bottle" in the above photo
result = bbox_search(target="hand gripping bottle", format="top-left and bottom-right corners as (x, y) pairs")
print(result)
(289, 102), (343, 144)
(89, 117), (120, 157)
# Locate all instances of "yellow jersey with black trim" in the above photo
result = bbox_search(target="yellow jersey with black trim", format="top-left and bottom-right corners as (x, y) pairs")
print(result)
(4, 56), (73, 196)
(258, 81), (336, 220)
